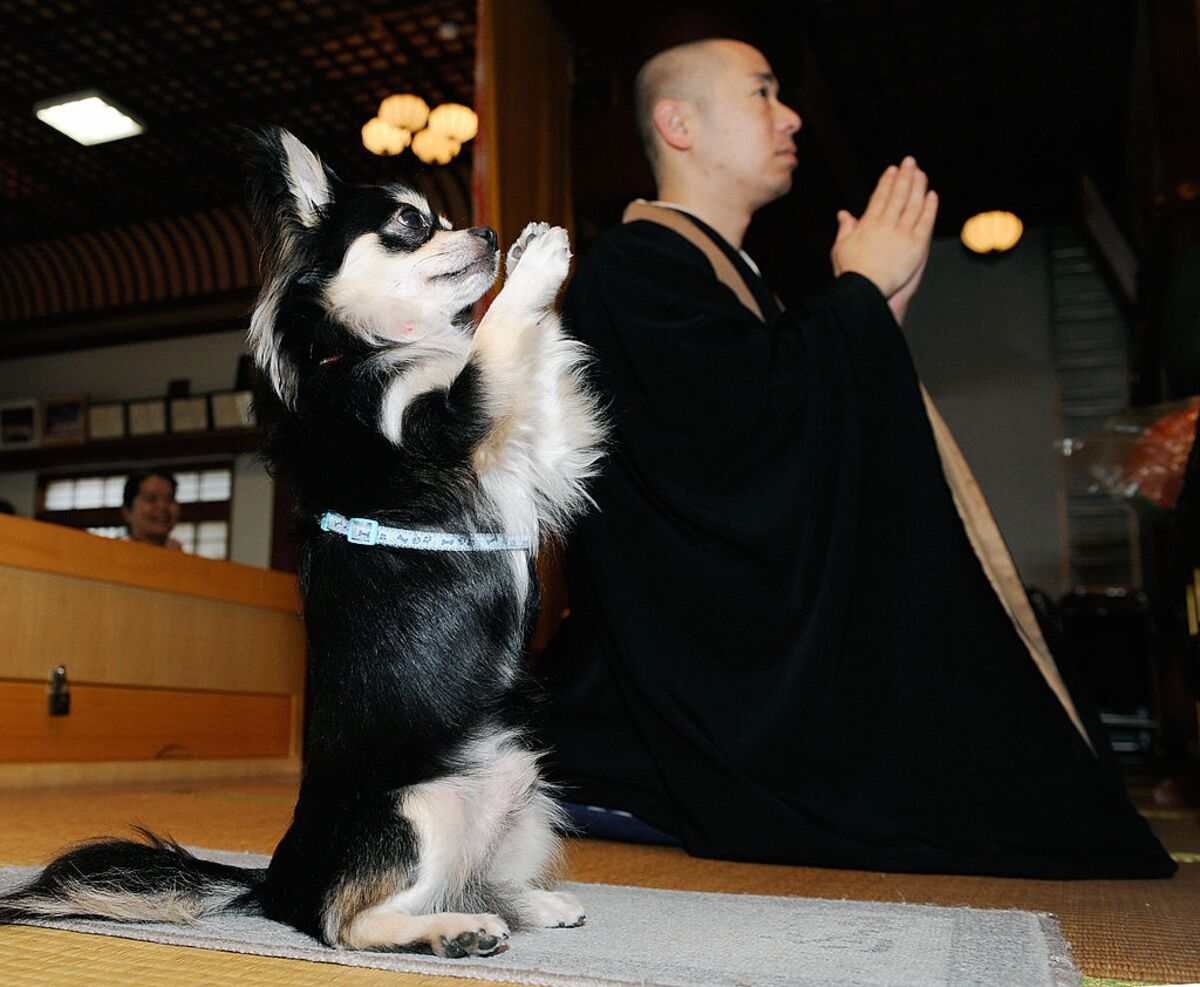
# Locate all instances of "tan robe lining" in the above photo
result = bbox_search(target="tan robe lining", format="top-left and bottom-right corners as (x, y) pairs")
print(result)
(623, 202), (767, 320)
(623, 200), (1090, 747)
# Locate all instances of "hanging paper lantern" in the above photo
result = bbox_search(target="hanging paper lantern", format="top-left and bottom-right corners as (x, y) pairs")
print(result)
(960, 211), (1024, 254)
(427, 102), (478, 143)
(361, 117), (411, 156)
(411, 128), (460, 165)
(379, 93), (430, 132)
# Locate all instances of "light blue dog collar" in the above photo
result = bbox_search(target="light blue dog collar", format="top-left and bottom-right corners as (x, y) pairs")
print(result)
(319, 511), (532, 552)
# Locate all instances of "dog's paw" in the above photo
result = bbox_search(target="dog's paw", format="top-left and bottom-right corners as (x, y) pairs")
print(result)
(521, 889), (586, 929)
(501, 223), (570, 310)
(506, 221), (553, 278)
(428, 913), (510, 958)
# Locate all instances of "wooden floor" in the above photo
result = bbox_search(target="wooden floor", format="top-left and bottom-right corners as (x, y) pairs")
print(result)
(1, 777), (1198, 986)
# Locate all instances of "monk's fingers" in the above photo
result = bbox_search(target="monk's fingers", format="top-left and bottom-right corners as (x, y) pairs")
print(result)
(914, 189), (939, 239)
(834, 209), (858, 242)
(862, 165), (899, 220)
(883, 157), (917, 221)
(897, 167), (928, 226)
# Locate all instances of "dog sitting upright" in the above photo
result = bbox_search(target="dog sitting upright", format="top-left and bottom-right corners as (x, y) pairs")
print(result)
(0, 128), (604, 958)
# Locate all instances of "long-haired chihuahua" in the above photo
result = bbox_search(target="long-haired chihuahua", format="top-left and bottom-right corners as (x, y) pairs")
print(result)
(0, 127), (605, 958)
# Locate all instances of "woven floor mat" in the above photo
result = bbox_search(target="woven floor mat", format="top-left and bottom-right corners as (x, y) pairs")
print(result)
(559, 829), (1200, 983)
(0, 848), (1077, 987)
(0, 924), (468, 987)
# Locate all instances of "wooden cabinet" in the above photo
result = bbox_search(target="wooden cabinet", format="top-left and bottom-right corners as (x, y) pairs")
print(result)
(0, 512), (305, 787)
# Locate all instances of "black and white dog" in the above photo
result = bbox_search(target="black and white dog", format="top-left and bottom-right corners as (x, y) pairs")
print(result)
(0, 128), (604, 958)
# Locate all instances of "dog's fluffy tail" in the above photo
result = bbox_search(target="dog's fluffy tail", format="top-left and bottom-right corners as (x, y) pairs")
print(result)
(0, 828), (265, 925)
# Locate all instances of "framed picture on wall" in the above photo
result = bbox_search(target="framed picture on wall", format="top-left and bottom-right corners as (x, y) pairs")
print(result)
(87, 402), (127, 441)
(169, 394), (210, 433)
(210, 390), (255, 429)
(0, 398), (41, 450)
(41, 394), (88, 446)
(126, 398), (168, 437)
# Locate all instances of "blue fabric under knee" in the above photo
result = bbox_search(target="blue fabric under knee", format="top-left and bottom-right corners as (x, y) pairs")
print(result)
(558, 801), (682, 846)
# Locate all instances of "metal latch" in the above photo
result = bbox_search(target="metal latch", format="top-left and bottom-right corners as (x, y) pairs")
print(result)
(49, 665), (70, 716)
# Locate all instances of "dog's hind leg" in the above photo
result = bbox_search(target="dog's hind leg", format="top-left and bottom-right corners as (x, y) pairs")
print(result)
(342, 906), (509, 957)
(312, 789), (513, 956)
(488, 790), (586, 929)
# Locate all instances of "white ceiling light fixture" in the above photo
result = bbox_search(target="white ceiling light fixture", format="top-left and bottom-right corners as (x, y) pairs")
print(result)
(34, 90), (145, 146)
(411, 128), (460, 165)
(427, 103), (478, 143)
(961, 210), (1024, 255)
(379, 93), (430, 133)
(361, 117), (411, 156)
(363, 94), (477, 165)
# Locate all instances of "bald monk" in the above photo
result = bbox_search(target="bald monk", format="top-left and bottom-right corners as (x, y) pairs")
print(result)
(538, 38), (1174, 878)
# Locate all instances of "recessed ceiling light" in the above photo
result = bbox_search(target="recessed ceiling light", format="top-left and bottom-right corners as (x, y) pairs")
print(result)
(34, 91), (144, 146)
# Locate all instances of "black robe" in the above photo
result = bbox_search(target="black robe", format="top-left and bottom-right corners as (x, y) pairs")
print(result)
(537, 207), (1175, 879)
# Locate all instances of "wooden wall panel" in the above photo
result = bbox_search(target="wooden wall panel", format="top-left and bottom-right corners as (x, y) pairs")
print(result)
(0, 681), (293, 762)
(0, 207), (261, 324)
(0, 514), (300, 612)
(0, 565), (304, 696)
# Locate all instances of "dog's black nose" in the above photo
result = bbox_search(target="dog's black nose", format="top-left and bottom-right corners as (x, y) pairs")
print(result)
(469, 226), (497, 249)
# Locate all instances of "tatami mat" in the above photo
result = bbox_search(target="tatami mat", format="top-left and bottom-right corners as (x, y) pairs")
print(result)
(0, 924), (469, 987)
(1, 779), (1197, 985)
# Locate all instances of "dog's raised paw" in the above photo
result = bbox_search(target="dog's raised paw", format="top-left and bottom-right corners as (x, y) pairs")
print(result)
(506, 221), (552, 276)
(501, 224), (570, 309)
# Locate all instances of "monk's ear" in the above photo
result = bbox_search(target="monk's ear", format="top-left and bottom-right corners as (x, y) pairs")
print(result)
(651, 99), (692, 151)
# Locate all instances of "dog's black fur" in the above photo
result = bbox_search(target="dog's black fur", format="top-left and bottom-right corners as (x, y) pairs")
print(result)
(0, 128), (603, 957)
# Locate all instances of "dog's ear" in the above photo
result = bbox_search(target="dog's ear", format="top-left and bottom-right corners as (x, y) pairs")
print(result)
(277, 129), (332, 228)
(244, 127), (335, 241)
(243, 127), (336, 410)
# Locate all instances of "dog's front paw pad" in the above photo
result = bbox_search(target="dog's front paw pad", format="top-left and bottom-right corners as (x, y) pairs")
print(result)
(504, 225), (570, 299)
(524, 889), (586, 928)
(506, 221), (552, 275)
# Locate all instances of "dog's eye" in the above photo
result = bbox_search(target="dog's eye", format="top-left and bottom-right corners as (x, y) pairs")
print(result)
(397, 207), (428, 231)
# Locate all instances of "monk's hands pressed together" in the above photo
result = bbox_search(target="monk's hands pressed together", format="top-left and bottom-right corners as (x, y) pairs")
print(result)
(830, 156), (938, 325)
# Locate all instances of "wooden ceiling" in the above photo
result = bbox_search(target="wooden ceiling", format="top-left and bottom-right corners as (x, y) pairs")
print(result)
(1, 0), (478, 246)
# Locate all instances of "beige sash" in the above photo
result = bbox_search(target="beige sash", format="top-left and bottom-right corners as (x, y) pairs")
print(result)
(624, 201), (1090, 747)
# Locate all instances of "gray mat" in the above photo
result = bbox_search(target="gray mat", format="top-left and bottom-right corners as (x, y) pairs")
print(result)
(0, 848), (1076, 987)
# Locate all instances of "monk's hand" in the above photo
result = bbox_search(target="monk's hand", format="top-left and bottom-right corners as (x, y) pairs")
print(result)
(830, 157), (938, 321)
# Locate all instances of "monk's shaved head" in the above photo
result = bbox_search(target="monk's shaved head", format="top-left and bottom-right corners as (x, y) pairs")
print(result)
(631, 38), (801, 225)
(634, 38), (745, 171)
